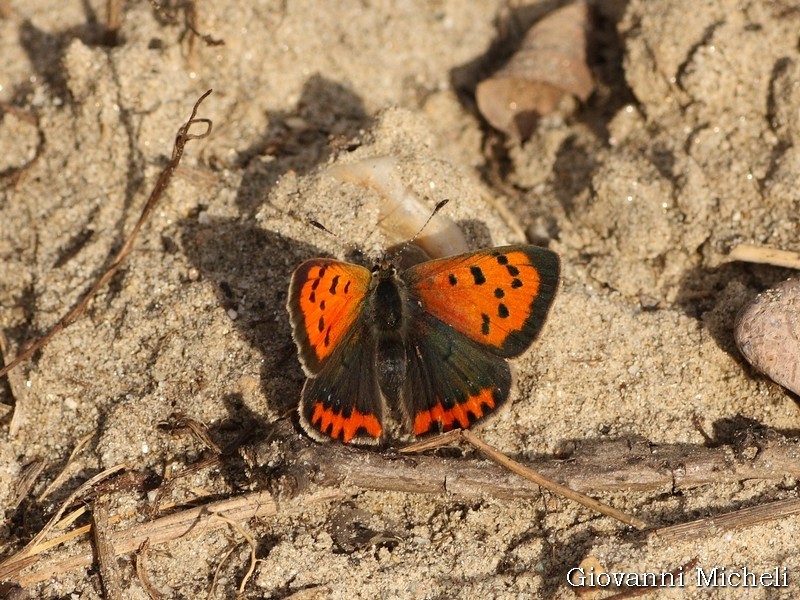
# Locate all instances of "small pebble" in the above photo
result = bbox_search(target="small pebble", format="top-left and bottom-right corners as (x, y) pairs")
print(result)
(734, 279), (800, 394)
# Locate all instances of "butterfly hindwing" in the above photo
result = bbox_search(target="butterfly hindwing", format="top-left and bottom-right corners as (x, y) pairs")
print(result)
(403, 245), (560, 357)
(287, 259), (372, 374)
(298, 325), (385, 444)
(402, 309), (512, 435)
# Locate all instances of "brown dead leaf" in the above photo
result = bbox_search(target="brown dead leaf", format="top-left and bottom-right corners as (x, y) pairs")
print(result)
(477, 1), (594, 139)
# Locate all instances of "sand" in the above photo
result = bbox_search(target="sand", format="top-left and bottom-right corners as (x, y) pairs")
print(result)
(1, 0), (799, 598)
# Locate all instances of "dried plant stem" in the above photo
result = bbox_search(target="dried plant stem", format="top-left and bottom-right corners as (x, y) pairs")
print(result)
(38, 432), (94, 502)
(460, 429), (649, 529)
(0, 90), (213, 379)
(0, 464), (126, 579)
(135, 540), (165, 600)
(404, 430), (648, 529)
(729, 243), (800, 269)
(9, 489), (344, 586)
(92, 501), (124, 600)
(4, 425), (800, 585)
(652, 497), (800, 543)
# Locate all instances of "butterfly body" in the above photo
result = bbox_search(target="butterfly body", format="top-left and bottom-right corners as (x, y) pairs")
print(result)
(287, 245), (560, 444)
(368, 265), (410, 409)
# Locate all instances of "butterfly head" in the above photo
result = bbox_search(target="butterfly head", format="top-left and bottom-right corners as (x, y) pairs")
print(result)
(379, 198), (452, 270)
(371, 259), (398, 281)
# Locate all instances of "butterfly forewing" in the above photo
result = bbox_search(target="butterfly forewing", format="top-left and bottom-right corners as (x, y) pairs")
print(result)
(402, 245), (560, 357)
(287, 259), (371, 373)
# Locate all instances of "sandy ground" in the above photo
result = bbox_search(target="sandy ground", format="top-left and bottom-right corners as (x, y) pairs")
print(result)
(1, 0), (799, 598)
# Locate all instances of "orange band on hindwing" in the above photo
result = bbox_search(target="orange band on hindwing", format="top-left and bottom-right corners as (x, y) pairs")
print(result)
(310, 401), (382, 443)
(412, 387), (498, 435)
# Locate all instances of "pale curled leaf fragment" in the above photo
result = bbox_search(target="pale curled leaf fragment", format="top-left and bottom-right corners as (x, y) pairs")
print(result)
(328, 156), (470, 260)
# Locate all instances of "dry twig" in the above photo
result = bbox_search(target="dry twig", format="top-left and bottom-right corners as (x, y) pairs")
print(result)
(135, 540), (164, 600)
(11, 459), (45, 510)
(209, 515), (258, 596)
(404, 430), (648, 529)
(4, 423), (800, 585)
(38, 432), (94, 502)
(6, 488), (344, 586)
(0, 464), (126, 580)
(148, 1), (225, 48)
(460, 429), (649, 529)
(729, 243), (800, 269)
(0, 90), (213, 379)
(92, 501), (123, 600)
(652, 497), (800, 543)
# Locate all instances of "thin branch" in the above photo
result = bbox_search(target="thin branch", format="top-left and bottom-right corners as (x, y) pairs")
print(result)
(10, 489), (344, 586)
(0, 90), (213, 379)
(210, 515), (258, 595)
(11, 459), (45, 510)
(148, 1), (225, 47)
(0, 464), (126, 579)
(6, 424), (800, 585)
(729, 243), (800, 269)
(38, 432), (94, 502)
(92, 501), (124, 600)
(135, 540), (165, 600)
(299, 426), (800, 497)
(460, 429), (649, 529)
(652, 497), (800, 543)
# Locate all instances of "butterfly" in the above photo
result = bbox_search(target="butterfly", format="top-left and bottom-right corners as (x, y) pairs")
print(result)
(287, 245), (560, 444)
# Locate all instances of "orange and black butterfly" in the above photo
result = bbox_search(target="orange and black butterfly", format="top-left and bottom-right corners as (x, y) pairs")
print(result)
(287, 246), (560, 444)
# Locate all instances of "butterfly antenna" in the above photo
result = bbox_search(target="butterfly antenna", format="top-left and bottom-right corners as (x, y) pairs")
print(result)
(307, 218), (365, 260)
(391, 199), (449, 261)
(308, 219), (335, 236)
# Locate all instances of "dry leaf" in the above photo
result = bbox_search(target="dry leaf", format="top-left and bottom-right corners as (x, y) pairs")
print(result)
(477, 1), (594, 139)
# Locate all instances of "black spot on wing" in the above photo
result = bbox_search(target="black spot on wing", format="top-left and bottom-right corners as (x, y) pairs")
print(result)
(481, 313), (490, 335)
(470, 266), (486, 285)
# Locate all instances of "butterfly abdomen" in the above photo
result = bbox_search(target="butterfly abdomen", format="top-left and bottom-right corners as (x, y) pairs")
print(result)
(371, 270), (409, 407)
